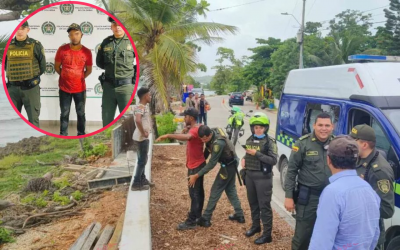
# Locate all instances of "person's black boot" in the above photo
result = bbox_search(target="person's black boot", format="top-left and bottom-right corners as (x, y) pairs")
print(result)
(245, 226), (261, 237)
(197, 217), (212, 227)
(177, 220), (197, 230)
(254, 235), (272, 245)
(228, 214), (245, 223)
(141, 174), (155, 187)
(131, 182), (149, 191)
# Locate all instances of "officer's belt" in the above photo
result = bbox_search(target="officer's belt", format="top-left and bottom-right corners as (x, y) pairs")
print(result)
(220, 158), (236, 166)
(298, 183), (323, 196)
(9, 76), (39, 87)
(105, 78), (132, 87)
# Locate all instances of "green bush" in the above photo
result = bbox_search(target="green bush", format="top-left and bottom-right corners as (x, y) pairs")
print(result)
(79, 138), (109, 158)
(156, 112), (177, 142)
(0, 155), (22, 170)
(0, 227), (14, 243)
(52, 191), (70, 205)
(54, 177), (71, 189)
(21, 193), (48, 208)
(35, 197), (48, 208)
(71, 190), (83, 201)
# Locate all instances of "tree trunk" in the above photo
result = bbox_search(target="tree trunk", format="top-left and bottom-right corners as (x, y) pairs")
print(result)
(150, 92), (159, 138)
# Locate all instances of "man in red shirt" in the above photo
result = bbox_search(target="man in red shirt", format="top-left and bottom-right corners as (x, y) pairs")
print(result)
(156, 108), (206, 230)
(55, 23), (92, 136)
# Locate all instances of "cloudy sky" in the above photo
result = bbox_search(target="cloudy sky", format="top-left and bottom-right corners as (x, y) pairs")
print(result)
(0, 0), (390, 77)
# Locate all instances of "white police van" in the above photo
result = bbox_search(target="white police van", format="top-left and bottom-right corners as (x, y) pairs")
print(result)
(275, 55), (400, 249)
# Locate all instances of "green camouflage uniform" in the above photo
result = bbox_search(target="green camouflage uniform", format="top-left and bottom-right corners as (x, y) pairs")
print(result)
(350, 124), (395, 250)
(5, 32), (46, 128)
(285, 132), (335, 250)
(96, 32), (135, 127)
(197, 128), (244, 221)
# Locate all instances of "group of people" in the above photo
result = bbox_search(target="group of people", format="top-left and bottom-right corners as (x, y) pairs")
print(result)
(184, 92), (210, 125)
(284, 113), (395, 250)
(5, 17), (136, 135)
(130, 90), (395, 249)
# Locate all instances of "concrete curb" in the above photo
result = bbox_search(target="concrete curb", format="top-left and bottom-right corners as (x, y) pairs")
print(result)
(120, 134), (154, 250)
(271, 194), (295, 229)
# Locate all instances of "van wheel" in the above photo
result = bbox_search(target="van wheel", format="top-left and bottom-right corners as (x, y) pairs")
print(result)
(280, 158), (288, 191)
(387, 235), (400, 250)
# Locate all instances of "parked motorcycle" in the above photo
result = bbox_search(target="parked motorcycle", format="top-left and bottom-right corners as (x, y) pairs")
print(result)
(226, 107), (253, 146)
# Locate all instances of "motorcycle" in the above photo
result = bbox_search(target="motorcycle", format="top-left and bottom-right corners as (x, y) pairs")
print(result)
(226, 107), (253, 146)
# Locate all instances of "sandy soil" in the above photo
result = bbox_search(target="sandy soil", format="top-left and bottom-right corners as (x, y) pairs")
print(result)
(150, 145), (293, 250)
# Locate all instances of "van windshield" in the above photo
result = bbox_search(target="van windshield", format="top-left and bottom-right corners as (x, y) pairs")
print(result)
(382, 109), (400, 135)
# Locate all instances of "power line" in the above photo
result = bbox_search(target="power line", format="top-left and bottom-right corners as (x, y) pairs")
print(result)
(317, 4), (390, 24)
(209, 0), (267, 12)
(283, 0), (300, 37)
(308, 0), (318, 15)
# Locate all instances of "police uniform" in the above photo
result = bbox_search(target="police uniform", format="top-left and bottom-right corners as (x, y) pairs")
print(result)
(196, 128), (244, 226)
(96, 17), (136, 127)
(285, 132), (335, 250)
(350, 125), (395, 250)
(243, 133), (278, 243)
(5, 21), (46, 127)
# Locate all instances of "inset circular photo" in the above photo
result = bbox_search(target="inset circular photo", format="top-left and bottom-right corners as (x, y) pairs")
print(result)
(1, 1), (139, 138)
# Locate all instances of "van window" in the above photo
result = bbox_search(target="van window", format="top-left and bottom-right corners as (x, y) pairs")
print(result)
(348, 109), (399, 178)
(278, 97), (306, 138)
(348, 109), (391, 155)
(303, 103), (340, 135)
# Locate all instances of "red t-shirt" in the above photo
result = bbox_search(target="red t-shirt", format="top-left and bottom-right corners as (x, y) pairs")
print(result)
(55, 44), (93, 93)
(186, 125), (205, 169)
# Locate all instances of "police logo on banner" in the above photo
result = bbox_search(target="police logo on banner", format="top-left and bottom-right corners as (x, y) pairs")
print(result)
(60, 4), (74, 14)
(45, 62), (55, 75)
(42, 21), (56, 35)
(94, 83), (103, 95)
(80, 22), (94, 35)
(95, 43), (102, 54)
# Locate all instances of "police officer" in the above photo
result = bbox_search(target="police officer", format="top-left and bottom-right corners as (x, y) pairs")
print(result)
(284, 112), (335, 250)
(5, 21), (46, 128)
(188, 125), (244, 228)
(96, 17), (136, 127)
(350, 124), (395, 250)
(241, 112), (277, 245)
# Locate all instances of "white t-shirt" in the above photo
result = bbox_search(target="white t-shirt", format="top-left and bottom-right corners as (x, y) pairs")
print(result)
(132, 104), (151, 141)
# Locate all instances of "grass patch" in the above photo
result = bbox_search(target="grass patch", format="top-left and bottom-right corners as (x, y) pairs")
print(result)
(0, 226), (14, 243)
(0, 155), (22, 170)
(21, 192), (48, 208)
(52, 191), (70, 205)
(71, 190), (83, 201)
(53, 177), (71, 189)
(0, 135), (111, 199)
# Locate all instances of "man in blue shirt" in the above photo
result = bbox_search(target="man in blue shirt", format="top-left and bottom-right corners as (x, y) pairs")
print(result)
(309, 135), (381, 250)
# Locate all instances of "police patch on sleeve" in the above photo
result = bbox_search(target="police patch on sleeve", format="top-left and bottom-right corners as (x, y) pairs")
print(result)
(213, 144), (220, 153)
(273, 143), (278, 154)
(377, 179), (390, 194)
(292, 146), (299, 152)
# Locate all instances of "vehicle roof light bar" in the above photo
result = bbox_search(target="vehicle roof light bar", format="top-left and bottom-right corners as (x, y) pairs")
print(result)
(348, 54), (400, 62)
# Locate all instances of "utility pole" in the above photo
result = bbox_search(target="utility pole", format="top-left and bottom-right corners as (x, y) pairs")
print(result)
(299, 0), (306, 69)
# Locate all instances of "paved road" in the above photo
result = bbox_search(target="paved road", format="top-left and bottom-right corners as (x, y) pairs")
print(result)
(205, 95), (295, 227)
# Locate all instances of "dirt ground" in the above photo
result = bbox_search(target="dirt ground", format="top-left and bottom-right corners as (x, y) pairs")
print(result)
(1, 187), (128, 250)
(150, 145), (293, 250)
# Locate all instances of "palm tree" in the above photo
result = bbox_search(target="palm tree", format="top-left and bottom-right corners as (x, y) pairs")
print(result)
(103, 0), (237, 136)
(309, 32), (367, 66)
(0, 34), (9, 64)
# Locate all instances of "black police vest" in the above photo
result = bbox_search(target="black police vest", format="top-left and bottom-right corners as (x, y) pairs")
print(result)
(244, 135), (271, 171)
(208, 128), (236, 164)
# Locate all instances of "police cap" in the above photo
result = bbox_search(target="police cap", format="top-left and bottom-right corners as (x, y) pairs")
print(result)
(350, 124), (376, 142)
(21, 21), (29, 28)
(67, 23), (81, 33)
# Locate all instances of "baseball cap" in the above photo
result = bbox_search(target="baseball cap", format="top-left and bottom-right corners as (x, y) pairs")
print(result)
(108, 16), (118, 24)
(21, 21), (29, 28)
(349, 124), (376, 142)
(183, 107), (198, 119)
(67, 23), (81, 33)
(327, 135), (359, 158)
